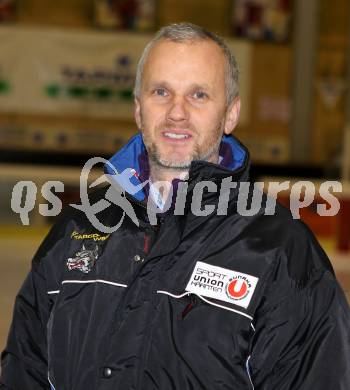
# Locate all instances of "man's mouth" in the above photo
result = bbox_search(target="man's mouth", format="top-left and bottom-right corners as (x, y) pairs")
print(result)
(163, 132), (191, 140)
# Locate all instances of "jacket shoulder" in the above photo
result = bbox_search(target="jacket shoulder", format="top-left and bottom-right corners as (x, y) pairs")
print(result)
(241, 201), (335, 286)
(32, 184), (124, 265)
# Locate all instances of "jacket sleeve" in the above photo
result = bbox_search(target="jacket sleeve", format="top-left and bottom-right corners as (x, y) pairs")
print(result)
(0, 259), (51, 389)
(0, 217), (69, 390)
(249, 243), (350, 389)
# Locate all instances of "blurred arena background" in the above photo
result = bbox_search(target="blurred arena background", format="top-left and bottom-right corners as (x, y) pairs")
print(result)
(0, 0), (349, 350)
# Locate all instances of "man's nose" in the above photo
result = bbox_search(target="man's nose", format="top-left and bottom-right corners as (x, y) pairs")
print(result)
(167, 96), (189, 122)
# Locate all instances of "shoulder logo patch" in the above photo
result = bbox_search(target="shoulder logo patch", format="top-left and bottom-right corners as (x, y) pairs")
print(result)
(186, 261), (259, 309)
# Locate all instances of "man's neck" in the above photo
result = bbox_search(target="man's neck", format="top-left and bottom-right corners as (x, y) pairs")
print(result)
(149, 165), (187, 184)
(149, 164), (188, 204)
(148, 152), (220, 204)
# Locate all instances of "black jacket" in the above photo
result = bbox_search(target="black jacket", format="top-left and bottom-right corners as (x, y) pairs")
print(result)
(1, 134), (349, 390)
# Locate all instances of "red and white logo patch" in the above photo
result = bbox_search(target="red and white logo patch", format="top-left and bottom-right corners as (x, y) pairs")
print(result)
(226, 277), (250, 301)
(186, 261), (259, 309)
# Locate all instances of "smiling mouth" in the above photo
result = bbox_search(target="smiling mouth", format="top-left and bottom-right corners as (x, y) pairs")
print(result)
(161, 129), (194, 142)
(163, 132), (191, 139)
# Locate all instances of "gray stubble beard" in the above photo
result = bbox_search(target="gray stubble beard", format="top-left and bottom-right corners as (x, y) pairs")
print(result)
(144, 120), (225, 170)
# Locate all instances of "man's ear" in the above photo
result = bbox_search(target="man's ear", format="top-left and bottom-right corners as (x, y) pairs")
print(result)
(224, 97), (241, 135)
(134, 97), (142, 129)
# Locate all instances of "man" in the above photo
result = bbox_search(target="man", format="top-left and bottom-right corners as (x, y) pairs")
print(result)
(1, 23), (349, 390)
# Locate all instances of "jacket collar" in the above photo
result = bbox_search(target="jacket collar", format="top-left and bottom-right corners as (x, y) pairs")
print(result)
(105, 132), (250, 203)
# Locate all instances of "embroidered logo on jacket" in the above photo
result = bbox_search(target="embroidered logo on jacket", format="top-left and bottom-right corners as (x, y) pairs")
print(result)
(67, 244), (98, 273)
(71, 230), (110, 242)
(186, 261), (259, 309)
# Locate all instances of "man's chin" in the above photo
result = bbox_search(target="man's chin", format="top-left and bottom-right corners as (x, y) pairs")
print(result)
(156, 159), (192, 170)
(154, 154), (193, 170)
(147, 144), (195, 169)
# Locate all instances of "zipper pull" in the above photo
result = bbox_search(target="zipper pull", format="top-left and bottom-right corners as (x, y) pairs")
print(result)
(182, 294), (197, 319)
(143, 234), (150, 254)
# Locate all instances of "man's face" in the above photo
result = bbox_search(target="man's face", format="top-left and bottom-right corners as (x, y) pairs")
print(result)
(135, 39), (240, 169)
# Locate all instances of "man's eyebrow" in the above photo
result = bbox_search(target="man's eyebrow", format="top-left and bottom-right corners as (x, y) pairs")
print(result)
(145, 81), (213, 92)
(145, 81), (172, 90)
(188, 83), (212, 92)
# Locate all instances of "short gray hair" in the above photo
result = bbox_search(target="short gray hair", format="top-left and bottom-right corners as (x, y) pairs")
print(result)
(133, 23), (239, 106)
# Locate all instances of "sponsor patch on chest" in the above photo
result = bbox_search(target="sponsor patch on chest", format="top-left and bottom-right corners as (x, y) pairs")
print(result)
(186, 261), (259, 309)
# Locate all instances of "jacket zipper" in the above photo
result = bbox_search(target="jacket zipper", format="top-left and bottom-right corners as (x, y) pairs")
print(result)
(134, 219), (166, 390)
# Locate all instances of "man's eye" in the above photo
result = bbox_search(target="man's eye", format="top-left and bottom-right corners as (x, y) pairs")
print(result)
(154, 88), (167, 97)
(193, 91), (208, 100)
